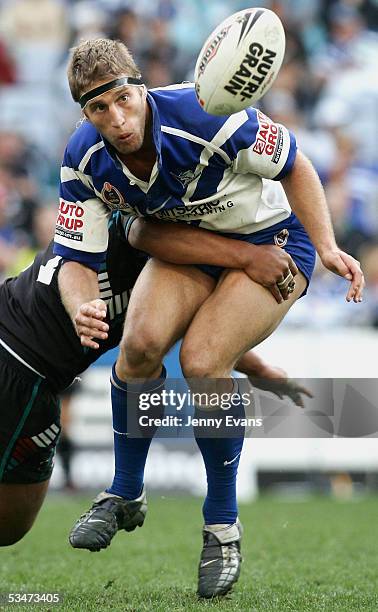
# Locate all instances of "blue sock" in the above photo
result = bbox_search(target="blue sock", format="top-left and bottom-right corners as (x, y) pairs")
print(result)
(194, 380), (245, 524)
(106, 364), (166, 500)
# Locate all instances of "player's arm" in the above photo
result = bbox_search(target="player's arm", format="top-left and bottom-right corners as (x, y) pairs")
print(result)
(235, 350), (313, 408)
(281, 150), (364, 303)
(54, 142), (112, 347)
(228, 108), (364, 302)
(128, 217), (297, 304)
(54, 141), (111, 275)
(58, 262), (109, 350)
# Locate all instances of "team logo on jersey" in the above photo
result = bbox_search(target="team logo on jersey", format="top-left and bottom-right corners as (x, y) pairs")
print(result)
(170, 169), (201, 188)
(101, 182), (126, 209)
(274, 229), (289, 247)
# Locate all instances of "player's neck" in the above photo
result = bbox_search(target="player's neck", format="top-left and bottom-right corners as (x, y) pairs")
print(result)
(118, 145), (156, 183)
(118, 103), (156, 180)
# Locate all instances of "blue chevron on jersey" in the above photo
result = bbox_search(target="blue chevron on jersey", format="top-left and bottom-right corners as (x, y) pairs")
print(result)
(54, 83), (297, 269)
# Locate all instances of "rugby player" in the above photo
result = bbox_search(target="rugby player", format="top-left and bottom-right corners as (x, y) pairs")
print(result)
(55, 39), (364, 597)
(0, 211), (309, 547)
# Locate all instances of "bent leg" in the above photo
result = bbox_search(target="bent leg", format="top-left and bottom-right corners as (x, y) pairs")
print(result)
(109, 260), (215, 500)
(0, 480), (49, 546)
(0, 350), (60, 546)
(117, 259), (215, 381)
(181, 269), (307, 378)
(180, 270), (306, 526)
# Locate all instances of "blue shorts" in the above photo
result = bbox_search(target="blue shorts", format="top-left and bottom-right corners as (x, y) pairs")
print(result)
(196, 213), (316, 297)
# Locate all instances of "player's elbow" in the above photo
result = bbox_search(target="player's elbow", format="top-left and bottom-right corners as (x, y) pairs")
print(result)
(287, 150), (317, 179)
(281, 149), (322, 193)
(128, 217), (149, 250)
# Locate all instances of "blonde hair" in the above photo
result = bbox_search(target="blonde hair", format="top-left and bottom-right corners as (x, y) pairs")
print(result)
(67, 38), (141, 102)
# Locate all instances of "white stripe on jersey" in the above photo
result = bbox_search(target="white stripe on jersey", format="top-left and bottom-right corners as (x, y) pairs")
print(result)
(32, 435), (46, 448)
(99, 281), (111, 290)
(79, 172), (98, 195)
(98, 272), (110, 281)
(0, 337), (45, 378)
(150, 83), (194, 92)
(184, 112), (248, 201)
(115, 294), (122, 315)
(78, 141), (105, 173)
(39, 432), (52, 445)
(108, 300), (114, 320)
(99, 289), (114, 299)
(43, 428), (56, 441)
(61, 166), (96, 194)
(60, 167), (78, 182)
(161, 126), (232, 165)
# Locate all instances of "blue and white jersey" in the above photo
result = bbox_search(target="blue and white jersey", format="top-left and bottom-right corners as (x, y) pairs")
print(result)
(54, 83), (297, 269)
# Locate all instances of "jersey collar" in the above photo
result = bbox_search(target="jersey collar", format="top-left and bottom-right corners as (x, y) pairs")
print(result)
(146, 91), (162, 165)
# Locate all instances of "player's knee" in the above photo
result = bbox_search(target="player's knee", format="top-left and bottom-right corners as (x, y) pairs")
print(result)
(0, 482), (49, 546)
(180, 346), (220, 378)
(120, 328), (166, 369)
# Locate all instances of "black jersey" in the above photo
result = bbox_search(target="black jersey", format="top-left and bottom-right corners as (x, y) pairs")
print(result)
(0, 213), (146, 392)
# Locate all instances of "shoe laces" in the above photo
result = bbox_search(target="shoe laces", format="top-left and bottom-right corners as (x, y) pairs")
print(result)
(78, 499), (116, 522)
(225, 541), (240, 565)
(203, 532), (239, 561)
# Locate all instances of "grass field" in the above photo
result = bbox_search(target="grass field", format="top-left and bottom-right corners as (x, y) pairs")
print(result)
(1, 494), (377, 611)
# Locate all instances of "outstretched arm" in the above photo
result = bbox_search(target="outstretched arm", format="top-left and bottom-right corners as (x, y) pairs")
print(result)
(281, 150), (364, 302)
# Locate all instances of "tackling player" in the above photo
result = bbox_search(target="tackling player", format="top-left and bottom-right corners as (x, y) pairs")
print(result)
(54, 39), (364, 598)
(0, 212), (309, 547)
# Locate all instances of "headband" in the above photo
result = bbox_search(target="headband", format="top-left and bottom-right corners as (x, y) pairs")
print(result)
(79, 76), (144, 108)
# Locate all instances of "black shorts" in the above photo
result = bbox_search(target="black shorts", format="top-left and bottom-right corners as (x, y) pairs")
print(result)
(0, 345), (61, 484)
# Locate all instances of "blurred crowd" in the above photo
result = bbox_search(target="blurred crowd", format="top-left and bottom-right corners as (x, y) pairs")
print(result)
(0, 0), (377, 327)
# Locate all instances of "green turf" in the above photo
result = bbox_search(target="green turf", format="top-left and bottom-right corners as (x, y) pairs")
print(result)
(0, 494), (377, 611)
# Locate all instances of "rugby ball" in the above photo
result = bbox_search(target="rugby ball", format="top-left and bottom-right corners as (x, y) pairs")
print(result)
(194, 8), (285, 115)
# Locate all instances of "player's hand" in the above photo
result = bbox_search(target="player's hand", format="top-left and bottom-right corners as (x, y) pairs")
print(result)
(320, 248), (364, 303)
(243, 245), (299, 304)
(74, 299), (109, 349)
(249, 365), (313, 408)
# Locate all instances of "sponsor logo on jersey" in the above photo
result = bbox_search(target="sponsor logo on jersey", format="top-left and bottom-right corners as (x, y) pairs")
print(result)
(272, 126), (284, 164)
(253, 111), (282, 160)
(157, 199), (235, 220)
(170, 169), (201, 188)
(253, 138), (266, 155)
(274, 228), (289, 247)
(55, 227), (83, 242)
(56, 200), (84, 238)
(101, 182), (127, 210)
(197, 25), (232, 76)
(224, 43), (277, 101)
